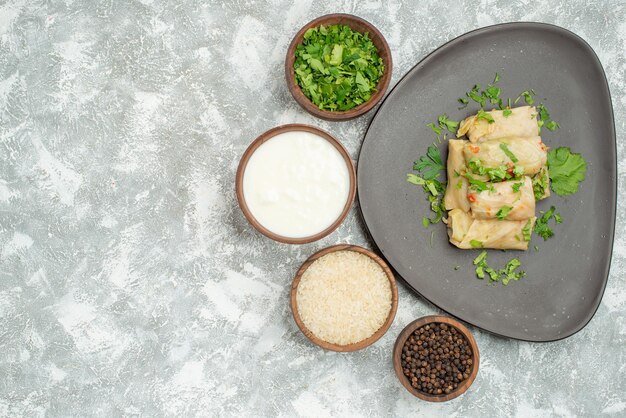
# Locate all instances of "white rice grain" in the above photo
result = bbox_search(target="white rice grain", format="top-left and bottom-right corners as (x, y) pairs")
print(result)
(296, 250), (392, 346)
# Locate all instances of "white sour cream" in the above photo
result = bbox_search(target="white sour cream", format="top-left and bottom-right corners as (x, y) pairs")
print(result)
(243, 130), (351, 239)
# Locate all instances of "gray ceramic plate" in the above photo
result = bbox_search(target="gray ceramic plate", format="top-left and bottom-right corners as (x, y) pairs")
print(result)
(357, 22), (616, 342)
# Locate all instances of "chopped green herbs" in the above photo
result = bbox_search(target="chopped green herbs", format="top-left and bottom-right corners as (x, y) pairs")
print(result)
(467, 158), (522, 183)
(484, 85), (502, 105)
(466, 84), (485, 107)
(513, 165), (525, 177)
(512, 182), (523, 193)
(406, 173), (425, 185)
(545, 120), (560, 131)
(503, 108), (512, 117)
(532, 167), (550, 200)
(496, 205), (514, 220)
(522, 219), (533, 242)
(499, 143), (519, 163)
(406, 174), (446, 225)
(473, 250), (487, 265)
(547, 147), (587, 196)
(407, 145), (447, 226)
(413, 144), (445, 180)
(485, 165), (508, 182)
(515, 89), (535, 105)
(534, 206), (562, 241)
(464, 174), (495, 192)
(459, 74), (503, 109)
(456, 179), (463, 189)
(293, 24), (385, 111)
(473, 251), (525, 285)
(426, 123), (442, 135)
(437, 114), (459, 133)
(470, 240), (483, 248)
(536, 104), (560, 133)
(476, 109), (495, 123)
(500, 258), (525, 285)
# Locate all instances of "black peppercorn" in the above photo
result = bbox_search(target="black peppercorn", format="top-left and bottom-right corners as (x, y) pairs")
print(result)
(401, 322), (473, 396)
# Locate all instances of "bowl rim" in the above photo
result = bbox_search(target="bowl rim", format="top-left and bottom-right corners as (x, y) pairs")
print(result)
(235, 124), (356, 244)
(393, 315), (480, 402)
(285, 13), (393, 121)
(290, 244), (399, 351)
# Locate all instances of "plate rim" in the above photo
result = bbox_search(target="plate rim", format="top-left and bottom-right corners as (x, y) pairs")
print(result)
(356, 21), (617, 342)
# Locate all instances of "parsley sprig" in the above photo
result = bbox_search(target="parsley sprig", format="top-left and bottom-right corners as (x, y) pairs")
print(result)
(407, 144), (447, 226)
(413, 144), (445, 180)
(547, 147), (587, 196)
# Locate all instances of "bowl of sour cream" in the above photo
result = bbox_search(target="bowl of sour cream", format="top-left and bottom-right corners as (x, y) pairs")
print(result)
(236, 124), (356, 244)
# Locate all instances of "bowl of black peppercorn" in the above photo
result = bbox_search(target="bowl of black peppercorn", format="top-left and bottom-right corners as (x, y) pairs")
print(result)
(393, 315), (479, 402)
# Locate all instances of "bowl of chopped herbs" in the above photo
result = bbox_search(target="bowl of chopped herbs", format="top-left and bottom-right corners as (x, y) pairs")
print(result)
(286, 14), (392, 120)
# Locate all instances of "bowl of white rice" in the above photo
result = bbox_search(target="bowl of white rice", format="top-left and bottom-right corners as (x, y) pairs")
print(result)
(290, 244), (398, 351)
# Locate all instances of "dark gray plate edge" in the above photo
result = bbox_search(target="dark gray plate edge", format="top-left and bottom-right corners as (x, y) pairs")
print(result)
(356, 21), (617, 342)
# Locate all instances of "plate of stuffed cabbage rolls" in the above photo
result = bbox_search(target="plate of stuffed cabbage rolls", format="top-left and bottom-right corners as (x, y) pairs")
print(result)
(445, 106), (547, 251)
(357, 23), (616, 341)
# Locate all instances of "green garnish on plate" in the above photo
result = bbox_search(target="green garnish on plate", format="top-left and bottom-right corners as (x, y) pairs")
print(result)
(476, 109), (495, 123)
(547, 147), (587, 195)
(534, 206), (562, 241)
(437, 114), (459, 133)
(473, 251), (525, 285)
(467, 159), (520, 182)
(522, 219), (533, 242)
(413, 144), (445, 180)
(293, 24), (384, 111)
(515, 89), (535, 105)
(470, 240), (483, 248)
(407, 173), (446, 226)
(499, 143), (519, 163)
(407, 144), (447, 226)
(537, 104), (560, 132)
(464, 173), (495, 192)
(496, 205), (514, 220)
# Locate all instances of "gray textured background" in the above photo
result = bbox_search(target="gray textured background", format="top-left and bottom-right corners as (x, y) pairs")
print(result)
(0, 0), (625, 416)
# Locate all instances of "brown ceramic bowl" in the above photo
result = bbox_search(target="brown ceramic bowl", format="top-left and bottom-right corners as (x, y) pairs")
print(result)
(393, 316), (480, 402)
(235, 124), (356, 244)
(285, 14), (393, 121)
(290, 244), (398, 352)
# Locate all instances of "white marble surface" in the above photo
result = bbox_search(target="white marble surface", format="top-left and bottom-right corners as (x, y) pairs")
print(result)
(0, 0), (625, 416)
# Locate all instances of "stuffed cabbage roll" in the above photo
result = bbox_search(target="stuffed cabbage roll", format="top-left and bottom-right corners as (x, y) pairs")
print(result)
(446, 208), (535, 250)
(467, 177), (535, 221)
(444, 140), (470, 212)
(463, 136), (547, 177)
(457, 106), (539, 143)
(532, 165), (551, 200)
